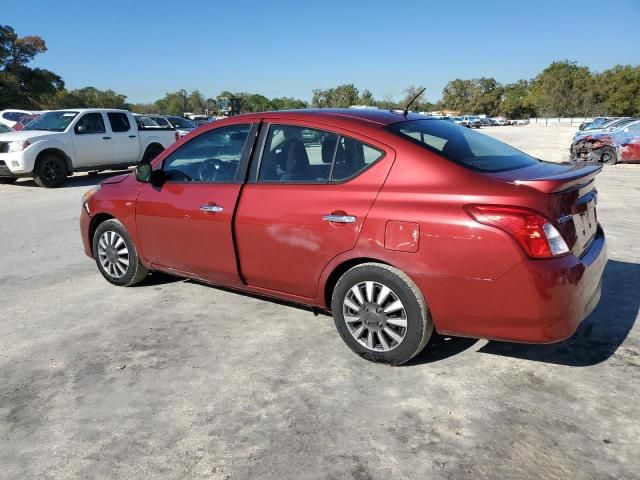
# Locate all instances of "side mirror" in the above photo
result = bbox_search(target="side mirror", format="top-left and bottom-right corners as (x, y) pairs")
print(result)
(76, 124), (87, 134)
(135, 164), (166, 187)
(135, 163), (152, 182)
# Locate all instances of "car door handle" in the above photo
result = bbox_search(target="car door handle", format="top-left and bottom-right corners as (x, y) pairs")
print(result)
(323, 214), (356, 223)
(102, 136), (111, 140)
(200, 204), (223, 213)
(128, 135), (136, 138)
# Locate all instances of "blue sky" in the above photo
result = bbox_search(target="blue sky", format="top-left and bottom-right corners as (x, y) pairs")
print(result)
(4, 0), (640, 103)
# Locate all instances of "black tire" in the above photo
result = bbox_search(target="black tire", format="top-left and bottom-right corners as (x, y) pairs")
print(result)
(141, 145), (164, 164)
(33, 154), (68, 188)
(600, 146), (618, 165)
(331, 263), (433, 365)
(92, 219), (149, 287)
(0, 177), (17, 184)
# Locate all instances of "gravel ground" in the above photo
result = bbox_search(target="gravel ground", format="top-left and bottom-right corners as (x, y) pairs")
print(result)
(1, 125), (639, 479)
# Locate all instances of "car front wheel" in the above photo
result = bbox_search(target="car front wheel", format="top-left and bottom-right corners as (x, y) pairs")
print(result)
(331, 263), (433, 365)
(92, 219), (149, 286)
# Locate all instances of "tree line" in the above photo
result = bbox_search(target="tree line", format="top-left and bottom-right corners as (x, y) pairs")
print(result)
(2, 24), (639, 118)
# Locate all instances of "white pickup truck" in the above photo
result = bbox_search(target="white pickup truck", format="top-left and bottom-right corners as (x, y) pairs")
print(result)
(0, 109), (178, 187)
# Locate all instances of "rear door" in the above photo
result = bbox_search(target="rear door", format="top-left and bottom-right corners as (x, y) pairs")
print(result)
(107, 112), (140, 163)
(234, 121), (394, 298)
(72, 112), (113, 167)
(135, 122), (257, 284)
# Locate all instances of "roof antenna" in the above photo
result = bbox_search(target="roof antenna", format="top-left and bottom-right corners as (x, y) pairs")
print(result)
(402, 87), (426, 116)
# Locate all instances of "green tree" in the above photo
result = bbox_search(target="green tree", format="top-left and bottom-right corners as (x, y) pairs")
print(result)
(312, 84), (359, 108)
(45, 87), (128, 109)
(499, 80), (536, 118)
(528, 60), (596, 116)
(0, 25), (64, 109)
(595, 65), (640, 116)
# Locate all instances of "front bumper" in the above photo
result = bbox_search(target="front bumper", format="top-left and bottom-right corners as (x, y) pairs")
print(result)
(80, 206), (93, 258)
(0, 149), (36, 175)
(416, 226), (607, 343)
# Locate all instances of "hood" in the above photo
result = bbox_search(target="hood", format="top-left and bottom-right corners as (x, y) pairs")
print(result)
(101, 173), (131, 185)
(0, 130), (62, 142)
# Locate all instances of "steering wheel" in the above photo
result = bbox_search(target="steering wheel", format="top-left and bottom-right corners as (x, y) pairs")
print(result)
(198, 158), (231, 182)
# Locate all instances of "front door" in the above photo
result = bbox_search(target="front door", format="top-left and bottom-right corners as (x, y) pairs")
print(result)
(135, 123), (256, 284)
(72, 112), (113, 167)
(234, 122), (394, 298)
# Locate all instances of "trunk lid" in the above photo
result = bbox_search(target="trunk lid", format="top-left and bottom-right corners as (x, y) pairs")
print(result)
(489, 161), (602, 257)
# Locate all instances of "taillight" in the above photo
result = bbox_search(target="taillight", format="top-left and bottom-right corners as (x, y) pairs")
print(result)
(465, 205), (570, 258)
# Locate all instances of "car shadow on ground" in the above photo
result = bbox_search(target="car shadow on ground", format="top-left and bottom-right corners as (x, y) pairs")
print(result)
(477, 259), (639, 366)
(10, 170), (131, 189)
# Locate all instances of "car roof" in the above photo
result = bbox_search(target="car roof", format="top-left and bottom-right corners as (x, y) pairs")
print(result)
(233, 108), (431, 127)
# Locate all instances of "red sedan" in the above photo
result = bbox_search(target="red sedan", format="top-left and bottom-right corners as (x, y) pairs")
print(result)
(80, 109), (607, 365)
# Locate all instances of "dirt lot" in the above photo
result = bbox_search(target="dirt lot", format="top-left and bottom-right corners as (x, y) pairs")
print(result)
(1, 125), (639, 479)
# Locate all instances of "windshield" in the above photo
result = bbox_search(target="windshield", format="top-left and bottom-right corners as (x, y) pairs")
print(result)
(387, 119), (539, 172)
(168, 117), (195, 129)
(23, 111), (78, 132)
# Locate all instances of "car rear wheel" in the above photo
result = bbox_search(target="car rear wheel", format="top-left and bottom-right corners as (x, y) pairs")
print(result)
(92, 219), (149, 287)
(331, 263), (433, 365)
(33, 154), (68, 188)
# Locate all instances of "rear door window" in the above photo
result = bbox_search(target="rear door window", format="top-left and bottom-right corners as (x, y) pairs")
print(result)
(257, 124), (383, 183)
(107, 113), (131, 132)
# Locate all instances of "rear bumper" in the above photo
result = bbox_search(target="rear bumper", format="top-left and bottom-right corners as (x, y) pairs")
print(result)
(415, 226), (607, 343)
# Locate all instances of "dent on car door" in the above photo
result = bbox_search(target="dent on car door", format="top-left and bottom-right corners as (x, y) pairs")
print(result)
(135, 123), (258, 284)
(234, 122), (394, 298)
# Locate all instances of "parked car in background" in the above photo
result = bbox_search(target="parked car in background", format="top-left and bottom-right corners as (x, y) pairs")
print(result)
(571, 119), (640, 164)
(579, 117), (612, 131)
(0, 109), (178, 187)
(193, 117), (216, 128)
(451, 116), (469, 127)
(493, 117), (508, 126)
(163, 116), (197, 137)
(0, 123), (14, 134)
(573, 117), (637, 141)
(80, 109), (606, 365)
(0, 109), (33, 129)
(480, 118), (494, 126)
(462, 116), (482, 128)
(13, 114), (40, 131)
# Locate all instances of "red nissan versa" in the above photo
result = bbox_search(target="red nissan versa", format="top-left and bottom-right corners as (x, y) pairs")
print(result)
(80, 109), (607, 365)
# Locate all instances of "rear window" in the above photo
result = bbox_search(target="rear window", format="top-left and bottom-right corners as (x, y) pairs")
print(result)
(387, 119), (539, 172)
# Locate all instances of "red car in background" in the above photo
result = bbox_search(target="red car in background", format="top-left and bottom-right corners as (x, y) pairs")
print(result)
(12, 113), (39, 131)
(80, 109), (606, 365)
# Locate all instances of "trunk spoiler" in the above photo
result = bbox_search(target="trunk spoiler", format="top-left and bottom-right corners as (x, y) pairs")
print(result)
(491, 161), (602, 194)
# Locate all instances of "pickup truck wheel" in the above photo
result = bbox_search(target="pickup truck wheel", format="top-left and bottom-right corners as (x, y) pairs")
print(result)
(93, 219), (149, 287)
(33, 154), (67, 188)
(141, 145), (163, 164)
(0, 177), (17, 184)
(331, 263), (433, 365)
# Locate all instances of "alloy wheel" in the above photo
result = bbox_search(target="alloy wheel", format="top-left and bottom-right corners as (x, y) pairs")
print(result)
(343, 281), (408, 352)
(97, 231), (130, 278)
